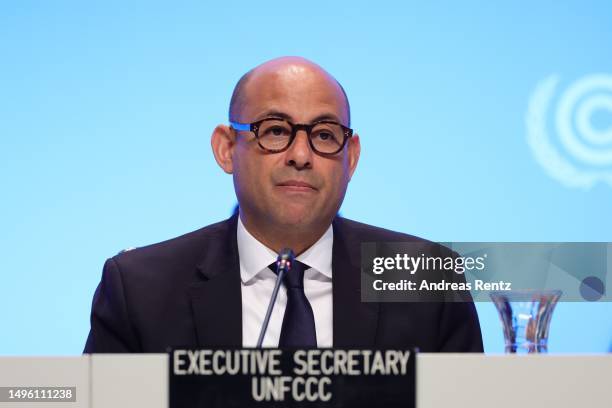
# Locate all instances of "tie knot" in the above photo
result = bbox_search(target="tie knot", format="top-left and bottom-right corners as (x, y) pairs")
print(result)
(269, 260), (307, 289)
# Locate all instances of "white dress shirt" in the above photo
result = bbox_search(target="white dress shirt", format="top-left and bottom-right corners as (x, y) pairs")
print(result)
(237, 215), (333, 348)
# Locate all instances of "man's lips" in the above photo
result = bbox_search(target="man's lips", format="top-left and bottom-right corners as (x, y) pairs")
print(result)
(276, 180), (318, 191)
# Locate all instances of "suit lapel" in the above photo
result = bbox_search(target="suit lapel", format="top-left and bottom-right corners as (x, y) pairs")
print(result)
(187, 214), (379, 348)
(189, 214), (242, 347)
(332, 217), (379, 347)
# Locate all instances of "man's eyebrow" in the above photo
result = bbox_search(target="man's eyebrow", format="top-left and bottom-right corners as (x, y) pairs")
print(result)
(255, 110), (343, 124)
(310, 113), (343, 124)
(255, 110), (293, 121)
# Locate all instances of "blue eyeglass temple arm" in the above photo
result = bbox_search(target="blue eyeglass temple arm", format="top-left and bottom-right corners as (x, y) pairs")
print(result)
(229, 121), (251, 131)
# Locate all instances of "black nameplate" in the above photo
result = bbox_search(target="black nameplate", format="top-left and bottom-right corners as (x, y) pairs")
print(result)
(169, 348), (415, 408)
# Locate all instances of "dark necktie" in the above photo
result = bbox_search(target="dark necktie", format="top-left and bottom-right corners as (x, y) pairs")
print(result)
(269, 260), (317, 347)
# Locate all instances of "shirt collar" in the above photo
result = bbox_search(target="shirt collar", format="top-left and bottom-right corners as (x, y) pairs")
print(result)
(237, 214), (333, 283)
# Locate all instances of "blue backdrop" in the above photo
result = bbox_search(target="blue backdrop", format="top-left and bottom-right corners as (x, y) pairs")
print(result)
(1, 1), (611, 354)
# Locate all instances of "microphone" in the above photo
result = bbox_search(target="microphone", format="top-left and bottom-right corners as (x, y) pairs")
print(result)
(256, 248), (295, 348)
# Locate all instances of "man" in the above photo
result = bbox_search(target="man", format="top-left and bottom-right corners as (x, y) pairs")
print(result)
(84, 57), (483, 352)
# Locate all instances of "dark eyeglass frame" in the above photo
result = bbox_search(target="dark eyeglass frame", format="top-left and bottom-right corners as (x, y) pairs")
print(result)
(229, 118), (354, 156)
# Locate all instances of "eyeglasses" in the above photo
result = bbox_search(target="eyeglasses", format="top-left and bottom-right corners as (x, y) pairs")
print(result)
(229, 118), (353, 156)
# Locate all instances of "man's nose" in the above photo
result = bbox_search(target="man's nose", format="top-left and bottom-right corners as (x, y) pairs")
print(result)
(285, 130), (313, 169)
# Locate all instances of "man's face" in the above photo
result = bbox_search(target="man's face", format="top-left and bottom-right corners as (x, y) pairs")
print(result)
(230, 64), (359, 233)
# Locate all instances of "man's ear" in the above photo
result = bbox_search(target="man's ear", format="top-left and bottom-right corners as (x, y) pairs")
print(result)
(347, 133), (361, 181)
(211, 124), (236, 174)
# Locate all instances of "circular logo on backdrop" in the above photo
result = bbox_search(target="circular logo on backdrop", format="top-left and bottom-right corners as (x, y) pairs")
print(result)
(526, 74), (612, 189)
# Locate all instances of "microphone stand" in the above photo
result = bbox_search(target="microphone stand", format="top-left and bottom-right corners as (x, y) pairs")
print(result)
(256, 248), (294, 348)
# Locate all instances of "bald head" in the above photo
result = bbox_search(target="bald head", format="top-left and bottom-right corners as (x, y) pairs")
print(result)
(228, 57), (351, 127)
(212, 56), (361, 253)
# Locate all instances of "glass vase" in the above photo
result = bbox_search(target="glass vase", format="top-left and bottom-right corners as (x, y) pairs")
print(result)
(490, 290), (562, 354)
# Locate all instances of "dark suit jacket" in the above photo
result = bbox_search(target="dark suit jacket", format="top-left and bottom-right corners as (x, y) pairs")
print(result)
(84, 215), (483, 352)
